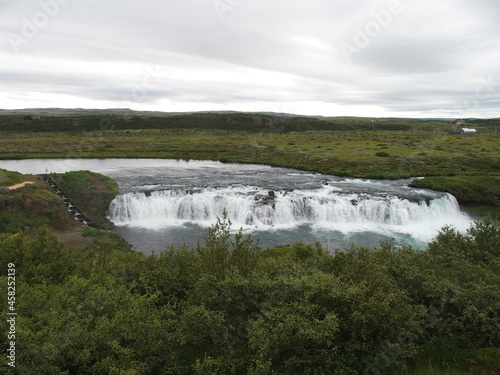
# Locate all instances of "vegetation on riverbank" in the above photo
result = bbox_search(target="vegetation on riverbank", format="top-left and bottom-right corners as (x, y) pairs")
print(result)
(1, 127), (499, 177)
(2, 113), (498, 216)
(0, 169), (23, 187)
(410, 176), (500, 221)
(1, 217), (498, 374)
(52, 171), (119, 229)
(0, 177), (81, 234)
(410, 176), (500, 206)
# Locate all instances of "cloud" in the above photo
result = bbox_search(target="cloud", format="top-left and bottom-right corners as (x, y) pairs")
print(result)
(0, 0), (498, 117)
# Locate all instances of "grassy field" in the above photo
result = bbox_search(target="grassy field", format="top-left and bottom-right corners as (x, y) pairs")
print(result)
(1, 128), (499, 176)
(0, 114), (499, 213)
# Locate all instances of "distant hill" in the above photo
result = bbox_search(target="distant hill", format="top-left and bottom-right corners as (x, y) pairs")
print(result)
(0, 108), (301, 118)
(2, 108), (497, 133)
(0, 111), (429, 133)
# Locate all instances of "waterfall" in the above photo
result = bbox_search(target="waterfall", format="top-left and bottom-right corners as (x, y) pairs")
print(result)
(108, 186), (468, 233)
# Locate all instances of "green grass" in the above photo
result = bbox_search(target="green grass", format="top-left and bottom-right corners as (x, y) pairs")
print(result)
(52, 171), (119, 229)
(410, 367), (476, 375)
(1, 116), (499, 213)
(0, 169), (24, 187)
(411, 176), (500, 205)
(410, 347), (500, 375)
(0, 181), (69, 233)
(1, 128), (498, 179)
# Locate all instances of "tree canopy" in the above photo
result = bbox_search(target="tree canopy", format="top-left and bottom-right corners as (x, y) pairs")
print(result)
(1, 219), (499, 374)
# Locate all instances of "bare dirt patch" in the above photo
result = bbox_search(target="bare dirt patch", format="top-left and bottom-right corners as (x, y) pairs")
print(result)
(7, 181), (35, 190)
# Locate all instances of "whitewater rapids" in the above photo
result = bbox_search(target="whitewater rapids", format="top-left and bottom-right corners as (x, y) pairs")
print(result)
(108, 185), (471, 242)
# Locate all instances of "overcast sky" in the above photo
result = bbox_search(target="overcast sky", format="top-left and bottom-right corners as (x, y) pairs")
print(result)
(1, 0), (499, 117)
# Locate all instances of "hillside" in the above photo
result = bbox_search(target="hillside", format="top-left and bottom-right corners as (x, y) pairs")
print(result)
(0, 174), (82, 234)
(52, 171), (119, 229)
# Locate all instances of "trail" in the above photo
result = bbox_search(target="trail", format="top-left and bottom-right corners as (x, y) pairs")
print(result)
(7, 181), (35, 190)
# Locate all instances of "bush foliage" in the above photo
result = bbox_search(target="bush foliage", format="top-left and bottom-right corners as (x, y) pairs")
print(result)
(1, 219), (499, 374)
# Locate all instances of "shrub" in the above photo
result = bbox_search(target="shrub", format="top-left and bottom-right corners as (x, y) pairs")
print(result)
(0, 187), (12, 194)
(375, 151), (390, 157)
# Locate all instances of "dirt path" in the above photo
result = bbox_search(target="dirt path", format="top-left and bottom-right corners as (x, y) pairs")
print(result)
(7, 181), (35, 190)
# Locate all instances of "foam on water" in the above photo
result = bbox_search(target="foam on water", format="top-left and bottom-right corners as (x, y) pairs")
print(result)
(108, 185), (472, 243)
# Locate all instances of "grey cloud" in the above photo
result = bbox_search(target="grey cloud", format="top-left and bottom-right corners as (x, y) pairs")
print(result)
(0, 0), (498, 117)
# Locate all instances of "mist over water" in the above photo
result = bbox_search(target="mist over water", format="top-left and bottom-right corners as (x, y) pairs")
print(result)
(0, 158), (473, 253)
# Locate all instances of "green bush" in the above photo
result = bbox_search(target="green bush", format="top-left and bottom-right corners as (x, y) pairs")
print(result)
(1, 219), (498, 374)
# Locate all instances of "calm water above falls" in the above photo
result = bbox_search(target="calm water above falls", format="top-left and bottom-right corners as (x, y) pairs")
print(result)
(0, 159), (473, 253)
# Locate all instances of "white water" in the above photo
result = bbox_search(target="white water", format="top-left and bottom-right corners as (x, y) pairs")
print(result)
(108, 185), (471, 243)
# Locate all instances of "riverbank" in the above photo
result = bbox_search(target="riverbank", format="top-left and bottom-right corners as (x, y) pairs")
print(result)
(1, 128), (499, 177)
(410, 176), (500, 219)
(0, 169), (119, 248)
(1, 115), (499, 216)
(51, 170), (119, 229)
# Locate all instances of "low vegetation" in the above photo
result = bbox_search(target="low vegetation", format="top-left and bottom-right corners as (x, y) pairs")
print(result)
(0, 169), (23, 187)
(1, 114), (498, 216)
(52, 171), (119, 229)
(0, 113), (421, 133)
(1, 217), (498, 374)
(0, 178), (80, 233)
(411, 176), (500, 221)
(410, 176), (500, 206)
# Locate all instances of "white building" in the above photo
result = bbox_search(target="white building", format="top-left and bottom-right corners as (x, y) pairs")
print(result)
(460, 128), (477, 134)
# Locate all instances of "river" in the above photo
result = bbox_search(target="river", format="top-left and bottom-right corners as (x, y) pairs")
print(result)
(0, 159), (473, 253)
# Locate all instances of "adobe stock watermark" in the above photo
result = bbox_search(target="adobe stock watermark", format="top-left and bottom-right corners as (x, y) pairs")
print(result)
(213, 0), (243, 21)
(8, 0), (72, 53)
(453, 75), (495, 116)
(340, 0), (403, 64)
